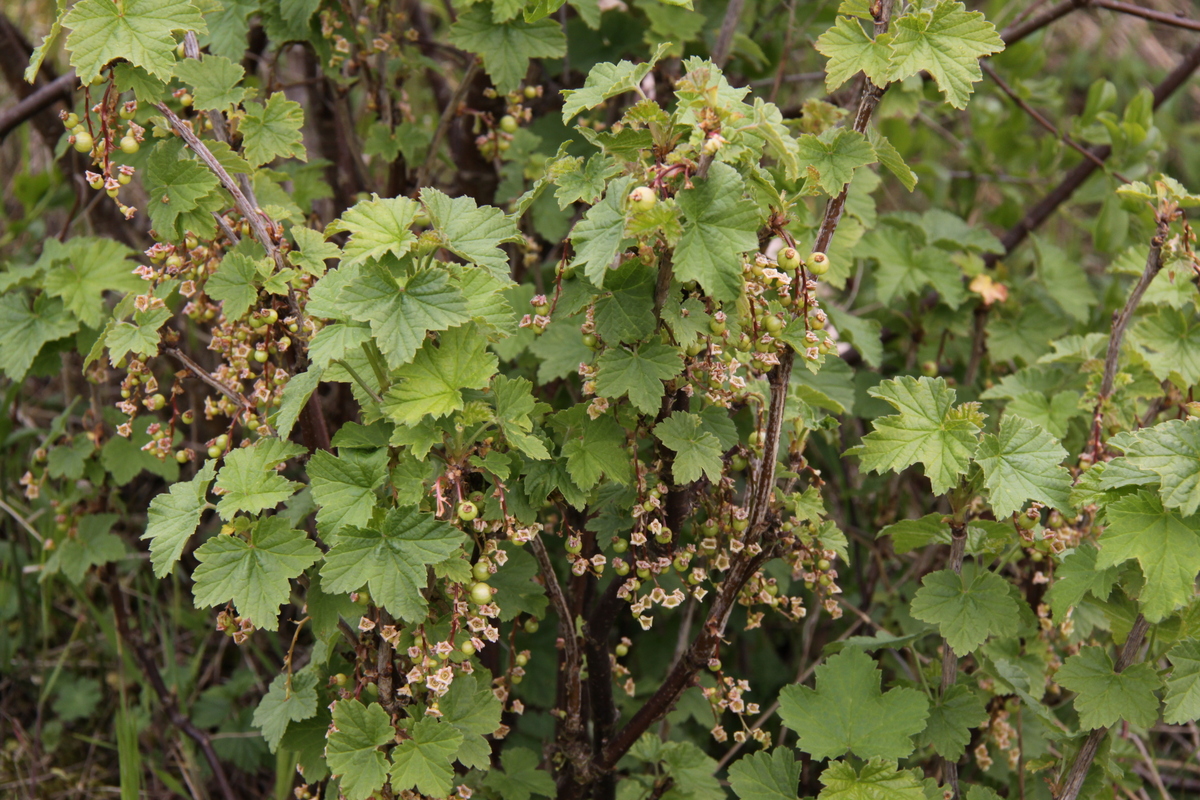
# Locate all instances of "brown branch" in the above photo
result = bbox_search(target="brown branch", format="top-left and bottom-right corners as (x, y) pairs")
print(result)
(748, 0), (893, 537)
(1098, 219), (1169, 400)
(939, 519), (968, 800)
(156, 104), (282, 271)
(416, 59), (480, 189)
(1058, 614), (1150, 800)
(529, 536), (587, 762)
(376, 608), (400, 716)
(711, 0), (747, 69)
(104, 569), (237, 800)
(1091, 0), (1200, 32)
(999, 0), (1091, 47)
(0, 70), (74, 142)
(164, 347), (251, 411)
(597, 548), (773, 770)
(1084, 217), (1169, 458)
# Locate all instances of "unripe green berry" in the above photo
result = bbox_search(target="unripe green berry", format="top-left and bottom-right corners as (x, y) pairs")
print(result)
(777, 247), (801, 270)
(499, 114), (519, 134)
(808, 251), (830, 276)
(628, 186), (656, 212)
(524, 618), (539, 634)
(457, 501), (479, 522)
(120, 136), (139, 154)
(470, 582), (493, 604)
(615, 643), (629, 657)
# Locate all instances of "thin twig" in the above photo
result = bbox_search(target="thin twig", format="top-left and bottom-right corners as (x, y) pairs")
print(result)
(1128, 733), (1174, 800)
(712, 0), (747, 69)
(0, 70), (74, 142)
(748, 0), (894, 537)
(981, 62), (1129, 183)
(999, 0), (1091, 47)
(939, 519), (968, 800)
(1085, 217), (1169, 459)
(1091, 0), (1200, 32)
(416, 60), (480, 188)
(1058, 614), (1150, 800)
(164, 347), (251, 411)
(529, 536), (587, 764)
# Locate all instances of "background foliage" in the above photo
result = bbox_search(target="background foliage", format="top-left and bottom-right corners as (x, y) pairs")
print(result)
(2, 0), (1200, 799)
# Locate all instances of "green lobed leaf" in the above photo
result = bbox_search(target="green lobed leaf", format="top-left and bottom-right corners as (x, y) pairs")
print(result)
(287, 226), (341, 277)
(422, 188), (521, 280)
(1115, 418), (1200, 516)
(173, 54), (246, 111)
(44, 513), (125, 586)
(975, 414), (1071, 517)
(1045, 543), (1119, 619)
(850, 376), (982, 495)
(205, 252), (263, 321)
(447, 6), (567, 94)
(440, 670), (502, 769)
(728, 748), (801, 800)
(213, 438), (306, 520)
(0, 294), (78, 381)
(1097, 490), (1200, 622)
(320, 506), (466, 621)
(42, 238), (141, 329)
(595, 342), (682, 415)
(339, 264), (470, 370)
(327, 195), (420, 267)
(382, 324), (498, 424)
(326, 699), (393, 800)
(1163, 640), (1200, 725)
(570, 176), (632, 286)
(816, 16), (894, 93)
(1130, 305), (1200, 389)
(557, 406), (633, 489)
(252, 671), (318, 753)
(797, 129), (877, 195)
(674, 163), (761, 303)
(143, 141), (221, 237)
(241, 92), (307, 167)
(779, 647), (929, 761)
(142, 461), (216, 577)
(654, 411), (724, 484)
(191, 516), (321, 630)
(388, 716), (463, 798)
(308, 448), (388, 538)
(886, 0), (1005, 109)
(915, 683), (988, 760)
(817, 758), (927, 800)
(62, 0), (206, 83)
(482, 747), (556, 800)
(910, 563), (1019, 654)
(561, 43), (669, 122)
(1056, 645), (1161, 729)
(490, 542), (549, 621)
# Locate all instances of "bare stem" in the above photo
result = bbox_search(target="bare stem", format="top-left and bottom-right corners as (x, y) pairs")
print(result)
(1085, 217), (1170, 459)
(164, 347), (251, 411)
(1058, 614), (1150, 800)
(1090, 0), (1200, 32)
(416, 60), (480, 189)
